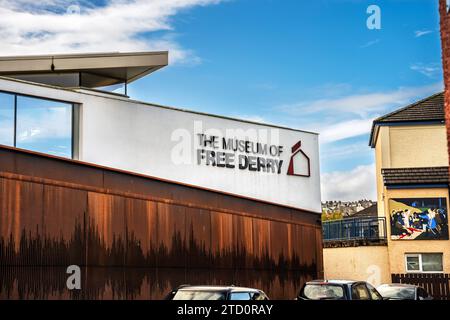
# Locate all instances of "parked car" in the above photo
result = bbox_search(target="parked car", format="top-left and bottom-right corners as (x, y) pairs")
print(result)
(165, 285), (269, 300)
(377, 284), (433, 300)
(296, 280), (384, 300)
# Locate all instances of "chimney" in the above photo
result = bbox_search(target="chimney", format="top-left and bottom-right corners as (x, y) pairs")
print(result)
(439, 0), (450, 172)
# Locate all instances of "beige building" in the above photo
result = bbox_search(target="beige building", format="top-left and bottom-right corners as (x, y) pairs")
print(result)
(324, 92), (450, 293)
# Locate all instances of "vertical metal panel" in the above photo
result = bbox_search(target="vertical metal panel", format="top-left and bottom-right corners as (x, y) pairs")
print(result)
(232, 214), (253, 268)
(315, 227), (324, 278)
(270, 221), (289, 269)
(299, 224), (316, 272)
(289, 224), (303, 270)
(211, 211), (233, 268)
(185, 207), (211, 268)
(252, 218), (271, 269)
(86, 192), (126, 266)
(156, 203), (186, 268)
(0, 178), (43, 266)
(42, 185), (86, 266)
(124, 198), (158, 266)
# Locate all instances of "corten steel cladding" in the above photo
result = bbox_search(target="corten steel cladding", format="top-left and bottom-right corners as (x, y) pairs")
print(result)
(0, 146), (323, 299)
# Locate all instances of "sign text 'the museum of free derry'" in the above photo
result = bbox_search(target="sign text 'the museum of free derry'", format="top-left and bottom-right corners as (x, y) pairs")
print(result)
(196, 133), (284, 174)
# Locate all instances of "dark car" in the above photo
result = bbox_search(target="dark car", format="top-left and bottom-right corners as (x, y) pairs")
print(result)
(165, 285), (269, 300)
(377, 284), (433, 300)
(296, 280), (384, 300)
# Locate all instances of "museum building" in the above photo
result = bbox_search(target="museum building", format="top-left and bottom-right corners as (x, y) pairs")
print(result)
(0, 52), (323, 299)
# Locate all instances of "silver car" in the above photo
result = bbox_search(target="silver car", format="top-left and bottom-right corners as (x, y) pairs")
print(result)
(377, 283), (433, 300)
(166, 285), (269, 300)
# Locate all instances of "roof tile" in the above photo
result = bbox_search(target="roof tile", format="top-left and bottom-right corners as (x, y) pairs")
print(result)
(381, 167), (449, 186)
(369, 92), (445, 147)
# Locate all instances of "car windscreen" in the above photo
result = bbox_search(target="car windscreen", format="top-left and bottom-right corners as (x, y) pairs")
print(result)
(377, 286), (415, 300)
(301, 284), (345, 300)
(172, 290), (226, 300)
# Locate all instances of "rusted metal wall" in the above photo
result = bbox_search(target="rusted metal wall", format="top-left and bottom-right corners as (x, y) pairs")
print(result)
(0, 146), (323, 299)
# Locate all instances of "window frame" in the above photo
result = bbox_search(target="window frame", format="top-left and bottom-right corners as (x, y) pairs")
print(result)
(0, 91), (15, 147)
(0, 89), (76, 159)
(405, 253), (444, 274)
(366, 283), (383, 300)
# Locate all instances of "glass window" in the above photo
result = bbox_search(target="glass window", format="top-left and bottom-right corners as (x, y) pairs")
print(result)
(351, 284), (370, 300)
(229, 292), (251, 300)
(366, 283), (383, 300)
(172, 290), (226, 300)
(250, 291), (268, 300)
(406, 255), (420, 272)
(301, 284), (344, 300)
(422, 253), (443, 272)
(16, 95), (72, 158)
(0, 92), (14, 146)
(406, 253), (443, 273)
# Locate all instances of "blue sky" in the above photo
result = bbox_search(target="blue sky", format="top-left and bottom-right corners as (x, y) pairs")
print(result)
(0, 0), (444, 200)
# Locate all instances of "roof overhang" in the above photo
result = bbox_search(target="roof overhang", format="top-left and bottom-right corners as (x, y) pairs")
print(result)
(369, 120), (445, 148)
(369, 122), (379, 148)
(0, 51), (168, 88)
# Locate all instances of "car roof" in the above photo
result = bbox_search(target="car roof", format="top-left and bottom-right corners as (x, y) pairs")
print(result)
(306, 279), (359, 285)
(378, 283), (418, 289)
(176, 285), (262, 293)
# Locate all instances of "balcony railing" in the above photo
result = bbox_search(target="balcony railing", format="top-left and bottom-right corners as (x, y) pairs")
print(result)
(322, 217), (387, 246)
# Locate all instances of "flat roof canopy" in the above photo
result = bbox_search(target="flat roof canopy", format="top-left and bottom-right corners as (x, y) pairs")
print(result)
(0, 51), (168, 88)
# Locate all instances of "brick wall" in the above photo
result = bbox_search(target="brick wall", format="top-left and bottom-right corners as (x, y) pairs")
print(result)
(439, 0), (450, 170)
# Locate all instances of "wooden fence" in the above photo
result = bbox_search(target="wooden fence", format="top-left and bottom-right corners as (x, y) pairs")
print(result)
(392, 273), (450, 300)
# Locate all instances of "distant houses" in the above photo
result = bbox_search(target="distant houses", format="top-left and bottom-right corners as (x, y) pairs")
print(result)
(322, 200), (376, 220)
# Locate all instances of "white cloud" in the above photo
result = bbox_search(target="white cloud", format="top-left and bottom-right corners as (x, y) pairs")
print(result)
(319, 118), (373, 144)
(320, 142), (369, 161)
(280, 83), (442, 117)
(321, 164), (376, 201)
(410, 63), (441, 78)
(16, 106), (71, 143)
(414, 30), (432, 38)
(0, 0), (223, 64)
(360, 39), (380, 48)
(276, 83), (443, 143)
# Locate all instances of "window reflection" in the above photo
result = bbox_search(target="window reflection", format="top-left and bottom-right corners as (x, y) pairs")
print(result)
(16, 96), (72, 158)
(0, 92), (14, 146)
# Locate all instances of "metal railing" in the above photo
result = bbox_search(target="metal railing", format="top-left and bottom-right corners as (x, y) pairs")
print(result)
(322, 217), (387, 243)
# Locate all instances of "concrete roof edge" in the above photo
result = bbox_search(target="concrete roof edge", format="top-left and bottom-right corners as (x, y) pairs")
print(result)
(0, 51), (169, 61)
(0, 75), (319, 136)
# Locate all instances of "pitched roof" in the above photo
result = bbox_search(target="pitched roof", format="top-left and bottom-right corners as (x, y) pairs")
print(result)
(369, 92), (445, 147)
(381, 167), (449, 186)
(348, 204), (378, 218)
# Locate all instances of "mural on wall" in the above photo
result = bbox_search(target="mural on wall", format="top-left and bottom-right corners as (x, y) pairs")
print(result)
(389, 198), (449, 240)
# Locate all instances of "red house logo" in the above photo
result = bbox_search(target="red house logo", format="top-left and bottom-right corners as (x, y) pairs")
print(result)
(287, 140), (310, 177)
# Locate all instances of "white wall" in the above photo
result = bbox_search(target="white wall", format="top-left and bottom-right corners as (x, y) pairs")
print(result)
(0, 77), (321, 212)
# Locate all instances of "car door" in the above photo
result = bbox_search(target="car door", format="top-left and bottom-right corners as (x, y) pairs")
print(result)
(351, 283), (371, 300)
